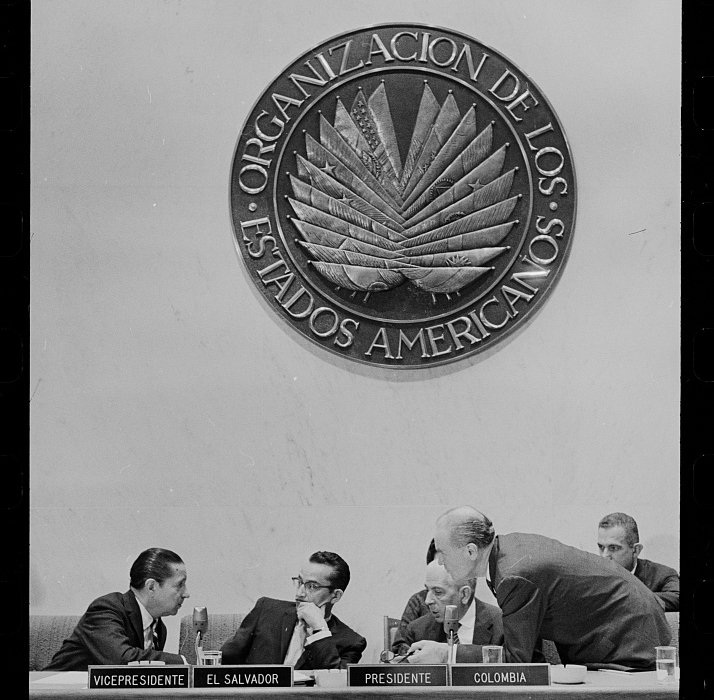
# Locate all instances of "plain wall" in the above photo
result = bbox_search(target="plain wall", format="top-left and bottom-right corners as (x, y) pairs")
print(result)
(30, 0), (681, 662)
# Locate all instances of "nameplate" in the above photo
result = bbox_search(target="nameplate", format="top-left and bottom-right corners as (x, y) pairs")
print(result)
(192, 665), (292, 688)
(88, 665), (190, 689)
(451, 663), (551, 686)
(348, 665), (448, 686)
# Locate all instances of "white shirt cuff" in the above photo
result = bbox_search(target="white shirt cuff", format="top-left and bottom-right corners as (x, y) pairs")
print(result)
(305, 628), (332, 644)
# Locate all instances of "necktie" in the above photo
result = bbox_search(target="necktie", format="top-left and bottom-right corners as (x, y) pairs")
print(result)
(151, 620), (159, 650)
(453, 622), (461, 645)
(486, 577), (496, 595)
(283, 621), (308, 666)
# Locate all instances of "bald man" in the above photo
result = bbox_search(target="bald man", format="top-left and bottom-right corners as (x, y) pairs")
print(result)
(392, 560), (502, 659)
(408, 506), (671, 670)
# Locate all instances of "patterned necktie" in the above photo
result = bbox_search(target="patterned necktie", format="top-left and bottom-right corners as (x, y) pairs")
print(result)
(453, 622), (461, 645)
(283, 621), (308, 666)
(151, 620), (159, 650)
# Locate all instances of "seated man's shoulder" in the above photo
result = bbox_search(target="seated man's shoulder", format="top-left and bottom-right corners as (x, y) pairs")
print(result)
(651, 559), (679, 575)
(330, 615), (367, 648)
(479, 599), (502, 620)
(399, 589), (430, 624)
(639, 558), (680, 579)
(406, 612), (440, 636)
(248, 597), (295, 614)
(407, 589), (427, 604)
(86, 591), (129, 611)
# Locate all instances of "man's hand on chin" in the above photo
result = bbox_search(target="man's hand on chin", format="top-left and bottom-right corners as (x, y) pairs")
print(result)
(296, 602), (326, 631)
(407, 640), (448, 664)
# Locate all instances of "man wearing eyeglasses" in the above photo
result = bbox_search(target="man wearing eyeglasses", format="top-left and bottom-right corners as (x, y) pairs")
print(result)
(220, 551), (366, 668)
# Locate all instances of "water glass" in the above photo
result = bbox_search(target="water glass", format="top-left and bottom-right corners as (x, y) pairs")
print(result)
(482, 645), (504, 664)
(200, 650), (223, 666)
(655, 646), (677, 683)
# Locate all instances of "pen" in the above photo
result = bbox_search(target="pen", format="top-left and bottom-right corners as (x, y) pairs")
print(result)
(598, 669), (631, 675)
(396, 650), (416, 664)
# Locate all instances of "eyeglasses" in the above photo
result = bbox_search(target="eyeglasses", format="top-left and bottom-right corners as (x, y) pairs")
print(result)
(379, 650), (415, 664)
(291, 576), (332, 594)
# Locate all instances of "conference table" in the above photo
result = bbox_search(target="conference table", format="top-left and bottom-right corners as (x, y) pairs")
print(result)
(29, 670), (679, 699)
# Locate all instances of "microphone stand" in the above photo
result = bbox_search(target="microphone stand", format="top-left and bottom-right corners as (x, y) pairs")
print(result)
(192, 606), (208, 665)
(446, 630), (456, 665)
(195, 630), (203, 665)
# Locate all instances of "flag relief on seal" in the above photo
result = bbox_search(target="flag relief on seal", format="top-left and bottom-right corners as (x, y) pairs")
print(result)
(231, 26), (576, 368)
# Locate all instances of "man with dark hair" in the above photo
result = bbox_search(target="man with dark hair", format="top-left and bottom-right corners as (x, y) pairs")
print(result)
(393, 540), (437, 645)
(44, 548), (190, 670)
(597, 512), (679, 611)
(221, 551), (366, 669)
(407, 506), (671, 670)
(392, 559), (502, 658)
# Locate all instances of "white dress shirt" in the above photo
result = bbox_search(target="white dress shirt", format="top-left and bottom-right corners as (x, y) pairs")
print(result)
(135, 597), (156, 650)
(456, 599), (476, 645)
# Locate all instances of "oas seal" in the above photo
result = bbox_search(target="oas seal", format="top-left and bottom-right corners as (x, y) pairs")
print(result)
(231, 25), (576, 368)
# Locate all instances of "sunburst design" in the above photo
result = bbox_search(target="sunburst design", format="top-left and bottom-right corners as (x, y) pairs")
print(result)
(288, 82), (519, 298)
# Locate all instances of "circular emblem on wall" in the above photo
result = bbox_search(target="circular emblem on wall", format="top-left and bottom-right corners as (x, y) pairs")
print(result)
(230, 24), (576, 368)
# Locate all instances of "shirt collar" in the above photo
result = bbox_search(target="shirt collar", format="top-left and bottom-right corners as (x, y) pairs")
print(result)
(135, 595), (155, 632)
(459, 599), (476, 628)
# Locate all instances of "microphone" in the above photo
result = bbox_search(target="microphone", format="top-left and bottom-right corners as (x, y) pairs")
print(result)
(443, 605), (459, 637)
(444, 605), (458, 665)
(193, 606), (208, 662)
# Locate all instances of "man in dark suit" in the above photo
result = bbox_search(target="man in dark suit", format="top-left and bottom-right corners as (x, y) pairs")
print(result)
(394, 540), (436, 646)
(44, 548), (189, 670)
(598, 512), (679, 611)
(392, 559), (502, 658)
(220, 551), (366, 669)
(408, 506), (671, 670)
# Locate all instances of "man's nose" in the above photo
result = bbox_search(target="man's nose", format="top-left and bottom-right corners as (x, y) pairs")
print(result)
(425, 591), (434, 604)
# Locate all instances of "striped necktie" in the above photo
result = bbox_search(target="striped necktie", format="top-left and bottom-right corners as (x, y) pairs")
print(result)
(151, 620), (159, 650)
(453, 623), (461, 645)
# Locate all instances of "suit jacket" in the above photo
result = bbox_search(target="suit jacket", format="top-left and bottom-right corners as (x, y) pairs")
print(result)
(44, 590), (185, 671)
(391, 599), (503, 655)
(635, 558), (680, 612)
(454, 534), (671, 670)
(220, 597), (366, 669)
(395, 589), (430, 648)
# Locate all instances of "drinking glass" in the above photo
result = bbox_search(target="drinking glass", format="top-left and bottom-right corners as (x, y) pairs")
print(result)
(655, 646), (677, 683)
(482, 645), (504, 664)
(200, 650), (222, 666)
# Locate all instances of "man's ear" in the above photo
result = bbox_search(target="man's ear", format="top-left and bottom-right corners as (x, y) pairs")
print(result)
(145, 578), (158, 594)
(330, 589), (344, 604)
(458, 585), (473, 606)
(633, 543), (644, 558)
(465, 543), (480, 561)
